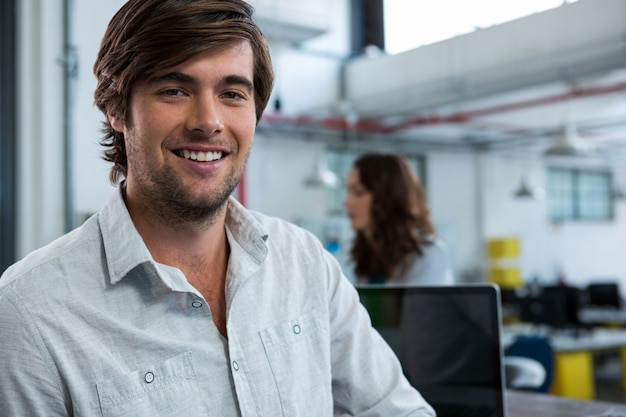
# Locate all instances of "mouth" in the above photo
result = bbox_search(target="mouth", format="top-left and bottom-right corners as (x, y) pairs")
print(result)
(175, 149), (225, 162)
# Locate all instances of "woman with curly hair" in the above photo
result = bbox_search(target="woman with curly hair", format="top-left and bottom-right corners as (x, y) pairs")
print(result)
(344, 152), (454, 285)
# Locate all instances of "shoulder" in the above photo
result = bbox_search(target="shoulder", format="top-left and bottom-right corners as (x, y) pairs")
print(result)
(227, 198), (324, 251)
(420, 235), (450, 257)
(0, 215), (102, 294)
(395, 235), (454, 285)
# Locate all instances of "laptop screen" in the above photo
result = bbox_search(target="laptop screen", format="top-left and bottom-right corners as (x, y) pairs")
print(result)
(356, 284), (506, 417)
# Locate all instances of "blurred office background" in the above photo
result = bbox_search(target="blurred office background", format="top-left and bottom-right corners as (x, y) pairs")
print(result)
(2, 0), (626, 296)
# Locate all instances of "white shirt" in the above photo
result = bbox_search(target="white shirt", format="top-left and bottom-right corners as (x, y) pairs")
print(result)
(0, 188), (435, 416)
(391, 237), (455, 285)
(341, 236), (454, 286)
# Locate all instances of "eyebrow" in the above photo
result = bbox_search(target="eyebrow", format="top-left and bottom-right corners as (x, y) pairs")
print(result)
(222, 75), (254, 93)
(149, 71), (196, 85)
(148, 72), (253, 93)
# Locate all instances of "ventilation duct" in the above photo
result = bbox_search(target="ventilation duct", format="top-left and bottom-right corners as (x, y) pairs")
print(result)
(249, 0), (330, 43)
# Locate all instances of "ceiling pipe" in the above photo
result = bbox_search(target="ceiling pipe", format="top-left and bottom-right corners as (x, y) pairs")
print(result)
(261, 81), (626, 135)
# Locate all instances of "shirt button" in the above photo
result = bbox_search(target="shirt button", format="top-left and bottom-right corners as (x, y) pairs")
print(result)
(232, 361), (240, 371)
(293, 324), (301, 334)
(144, 372), (154, 383)
(191, 300), (203, 308)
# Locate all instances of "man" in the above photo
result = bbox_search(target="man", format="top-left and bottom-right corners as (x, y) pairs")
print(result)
(0, 1), (435, 415)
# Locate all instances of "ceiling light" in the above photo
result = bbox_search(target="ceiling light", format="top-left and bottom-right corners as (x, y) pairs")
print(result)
(544, 122), (595, 156)
(513, 177), (545, 200)
(304, 158), (340, 189)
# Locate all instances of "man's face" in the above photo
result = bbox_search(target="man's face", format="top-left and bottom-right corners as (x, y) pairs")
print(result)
(109, 40), (257, 224)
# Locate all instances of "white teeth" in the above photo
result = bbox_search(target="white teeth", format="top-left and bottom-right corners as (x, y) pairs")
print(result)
(181, 150), (222, 162)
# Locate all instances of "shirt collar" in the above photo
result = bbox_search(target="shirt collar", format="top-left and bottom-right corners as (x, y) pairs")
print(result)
(224, 196), (269, 265)
(98, 187), (269, 286)
(99, 186), (154, 285)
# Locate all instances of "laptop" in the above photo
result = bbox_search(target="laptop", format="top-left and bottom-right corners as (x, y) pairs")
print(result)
(356, 284), (506, 417)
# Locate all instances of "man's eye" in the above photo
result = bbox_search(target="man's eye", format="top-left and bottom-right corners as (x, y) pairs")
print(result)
(162, 89), (184, 96)
(223, 91), (244, 100)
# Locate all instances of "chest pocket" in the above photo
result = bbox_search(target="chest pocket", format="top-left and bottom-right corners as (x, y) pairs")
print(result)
(96, 351), (209, 417)
(259, 310), (332, 416)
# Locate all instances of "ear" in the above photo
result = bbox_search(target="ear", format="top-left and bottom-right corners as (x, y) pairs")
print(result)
(108, 112), (125, 133)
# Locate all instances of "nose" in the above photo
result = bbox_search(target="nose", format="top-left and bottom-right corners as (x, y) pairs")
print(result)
(186, 93), (224, 136)
(343, 194), (351, 209)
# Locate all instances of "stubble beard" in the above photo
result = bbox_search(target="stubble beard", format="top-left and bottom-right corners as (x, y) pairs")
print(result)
(134, 149), (250, 228)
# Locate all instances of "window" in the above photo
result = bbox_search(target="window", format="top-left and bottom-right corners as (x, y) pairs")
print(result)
(384, 0), (579, 54)
(547, 168), (613, 222)
(325, 150), (426, 215)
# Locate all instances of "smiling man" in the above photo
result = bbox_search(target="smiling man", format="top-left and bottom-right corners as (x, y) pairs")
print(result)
(0, 1), (435, 416)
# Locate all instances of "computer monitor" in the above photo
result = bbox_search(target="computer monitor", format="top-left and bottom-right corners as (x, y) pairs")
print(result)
(356, 284), (506, 417)
(587, 282), (621, 308)
(519, 285), (582, 330)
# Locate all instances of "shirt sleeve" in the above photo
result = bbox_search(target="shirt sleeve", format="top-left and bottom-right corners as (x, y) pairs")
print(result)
(323, 251), (436, 417)
(0, 288), (70, 416)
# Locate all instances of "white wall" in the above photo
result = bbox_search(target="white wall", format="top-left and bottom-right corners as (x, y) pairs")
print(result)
(427, 152), (482, 281)
(480, 152), (626, 289)
(71, 0), (127, 220)
(17, 0), (66, 257)
(246, 136), (329, 221)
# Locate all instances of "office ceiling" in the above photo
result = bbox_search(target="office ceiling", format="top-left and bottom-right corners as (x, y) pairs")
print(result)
(259, 82), (626, 169)
(256, 0), (626, 165)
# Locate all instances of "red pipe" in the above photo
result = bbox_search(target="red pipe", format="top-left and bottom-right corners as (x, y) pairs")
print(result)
(261, 82), (626, 134)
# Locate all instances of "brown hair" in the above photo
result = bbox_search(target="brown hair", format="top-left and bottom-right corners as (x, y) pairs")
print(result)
(93, 0), (274, 183)
(350, 152), (435, 282)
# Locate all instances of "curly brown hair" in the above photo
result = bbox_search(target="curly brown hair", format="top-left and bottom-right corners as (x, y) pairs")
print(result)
(93, 0), (274, 184)
(350, 153), (435, 282)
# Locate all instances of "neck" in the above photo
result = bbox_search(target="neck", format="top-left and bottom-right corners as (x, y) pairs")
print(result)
(123, 186), (230, 269)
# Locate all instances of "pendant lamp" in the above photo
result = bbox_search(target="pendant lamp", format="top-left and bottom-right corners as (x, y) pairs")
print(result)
(513, 177), (545, 200)
(544, 122), (595, 156)
(304, 157), (340, 189)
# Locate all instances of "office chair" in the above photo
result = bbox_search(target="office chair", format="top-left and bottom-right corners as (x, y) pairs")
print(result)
(505, 335), (554, 393)
(504, 356), (546, 390)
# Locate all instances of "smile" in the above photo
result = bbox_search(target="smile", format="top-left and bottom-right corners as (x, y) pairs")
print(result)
(178, 150), (223, 162)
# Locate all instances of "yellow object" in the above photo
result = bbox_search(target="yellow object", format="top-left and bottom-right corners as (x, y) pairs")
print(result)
(486, 237), (523, 288)
(488, 267), (522, 289)
(550, 351), (595, 400)
(487, 238), (520, 258)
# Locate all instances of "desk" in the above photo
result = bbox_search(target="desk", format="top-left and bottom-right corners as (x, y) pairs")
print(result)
(502, 326), (626, 352)
(506, 389), (626, 417)
(503, 326), (626, 400)
(580, 307), (626, 326)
